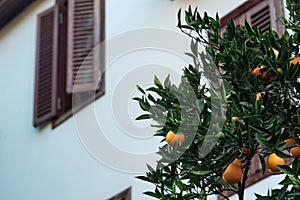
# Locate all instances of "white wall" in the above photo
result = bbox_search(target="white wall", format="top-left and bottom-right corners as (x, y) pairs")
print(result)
(3, 0), (285, 200)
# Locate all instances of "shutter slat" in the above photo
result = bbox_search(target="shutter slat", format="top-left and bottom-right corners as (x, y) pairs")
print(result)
(33, 5), (59, 126)
(67, 0), (101, 93)
(250, 4), (271, 34)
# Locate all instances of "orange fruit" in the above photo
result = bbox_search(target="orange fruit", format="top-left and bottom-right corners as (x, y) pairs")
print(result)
(222, 163), (243, 184)
(291, 147), (300, 157)
(166, 131), (185, 147)
(166, 131), (177, 147)
(261, 71), (274, 82)
(285, 138), (300, 157)
(256, 92), (262, 101)
(290, 56), (300, 66)
(232, 158), (243, 169)
(251, 67), (261, 76)
(232, 116), (240, 122)
(267, 153), (285, 172)
(177, 134), (185, 144)
(251, 66), (274, 82)
(240, 145), (252, 155)
(284, 138), (298, 146)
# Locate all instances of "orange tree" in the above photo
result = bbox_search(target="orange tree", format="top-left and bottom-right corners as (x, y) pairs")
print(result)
(134, 0), (300, 199)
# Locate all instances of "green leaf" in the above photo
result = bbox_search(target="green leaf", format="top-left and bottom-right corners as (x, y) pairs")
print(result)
(279, 175), (293, 185)
(277, 185), (287, 199)
(192, 169), (211, 175)
(143, 191), (161, 198)
(255, 133), (270, 147)
(277, 165), (293, 175)
(136, 85), (145, 94)
(274, 149), (292, 159)
(177, 8), (182, 27)
(132, 97), (141, 101)
(135, 114), (151, 120)
(146, 164), (155, 172)
(147, 94), (156, 103)
(136, 175), (151, 183)
(164, 74), (171, 89)
(139, 99), (151, 111)
(258, 154), (267, 174)
(292, 158), (300, 176)
(154, 76), (163, 89)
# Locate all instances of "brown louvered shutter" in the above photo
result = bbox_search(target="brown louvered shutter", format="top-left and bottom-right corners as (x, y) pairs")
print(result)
(67, 0), (101, 93)
(248, 1), (272, 33)
(33, 5), (59, 127)
(108, 187), (131, 200)
(221, 0), (285, 36)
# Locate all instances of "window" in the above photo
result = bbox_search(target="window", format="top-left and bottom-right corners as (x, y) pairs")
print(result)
(217, 0), (284, 198)
(33, 0), (105, 128)
(107, 187), (131, 200)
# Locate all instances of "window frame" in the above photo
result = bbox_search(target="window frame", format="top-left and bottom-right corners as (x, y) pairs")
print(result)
(33, 0), (105, 128)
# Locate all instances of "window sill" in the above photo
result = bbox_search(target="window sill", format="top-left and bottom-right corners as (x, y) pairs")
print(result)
(52, 88), (105, 128)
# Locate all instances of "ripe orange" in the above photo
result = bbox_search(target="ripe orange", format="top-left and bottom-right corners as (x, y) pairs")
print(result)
(267, 153), (285, 172)
(232, 116), (240, 122)
(251, 67), (261, 76)
(251, 66), (274, 82)
(166, 131), (185, 147)
(240, 145), (252, 155)
(290, 56), (300, 66)
(261, 71), (274, 82)
(222, 163), (243, 184)
(232, 158), (243, 169)
(166, 131), (177, 147)
(291, 147), (300, 157)
(177, 134), (185, 144)
(284, 138), (298, 146)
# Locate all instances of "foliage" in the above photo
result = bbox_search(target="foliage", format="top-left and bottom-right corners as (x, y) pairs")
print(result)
(256, 158), (300, 199)
(134, 0), (300, 199)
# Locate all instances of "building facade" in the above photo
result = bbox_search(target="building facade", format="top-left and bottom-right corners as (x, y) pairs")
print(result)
(0, 0), (288, 199)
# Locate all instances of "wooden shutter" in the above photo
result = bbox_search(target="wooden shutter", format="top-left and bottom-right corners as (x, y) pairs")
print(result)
(221, 0), (285, 36)
(245, 0), (275, 34)
(67, 0), (101, 93)
(108, 187), (131, 200)
(33, 5), (60, 127)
